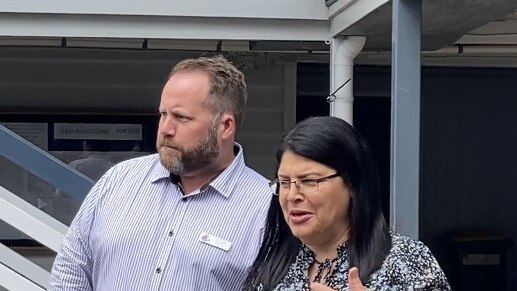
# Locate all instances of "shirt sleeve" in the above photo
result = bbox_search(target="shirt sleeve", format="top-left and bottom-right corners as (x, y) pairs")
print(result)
(48, 171), (109, 290)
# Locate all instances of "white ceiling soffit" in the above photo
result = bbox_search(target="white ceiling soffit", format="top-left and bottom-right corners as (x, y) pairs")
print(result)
(456, 12), (517, 45)
(329, 0), (390, 37)
(336, 1), (517, 51)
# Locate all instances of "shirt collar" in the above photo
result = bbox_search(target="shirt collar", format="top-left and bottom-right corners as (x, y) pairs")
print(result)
(149, 143), (246, 198)
(209, 143), (245, 198)
(150, 154), (172, 183)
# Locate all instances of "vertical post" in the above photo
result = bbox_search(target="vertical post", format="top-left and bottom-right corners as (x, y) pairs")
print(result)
(390, 0), (422, 239)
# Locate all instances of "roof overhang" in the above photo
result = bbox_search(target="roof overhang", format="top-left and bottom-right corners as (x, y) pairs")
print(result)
(329, 0), (390, 37)
(0, 0), (334, 41)
(4, 0), (512, 54)
(0, 13), (330, 42)
(339, 0), (517, 51)
(0, 0), (391, 43)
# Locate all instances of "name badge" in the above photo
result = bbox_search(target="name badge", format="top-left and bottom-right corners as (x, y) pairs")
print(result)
(199, 232), (232, 251)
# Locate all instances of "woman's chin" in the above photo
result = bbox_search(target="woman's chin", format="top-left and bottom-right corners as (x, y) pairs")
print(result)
(289, 224), (318, 242)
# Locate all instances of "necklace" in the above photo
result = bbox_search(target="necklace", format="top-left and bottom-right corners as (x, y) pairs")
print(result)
(313, 257), (338, 283)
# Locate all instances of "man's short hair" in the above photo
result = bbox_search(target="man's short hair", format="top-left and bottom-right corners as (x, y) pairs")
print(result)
(170, 55), (247, 125)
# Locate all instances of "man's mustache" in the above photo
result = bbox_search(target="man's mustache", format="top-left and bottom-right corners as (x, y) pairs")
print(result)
(158, 138), (181, 150)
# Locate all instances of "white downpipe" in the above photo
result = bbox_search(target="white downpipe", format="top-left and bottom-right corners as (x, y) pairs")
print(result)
(330, 36), (366, 125)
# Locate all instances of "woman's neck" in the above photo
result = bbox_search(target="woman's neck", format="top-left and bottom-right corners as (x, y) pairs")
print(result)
(308, 227), (350, 263)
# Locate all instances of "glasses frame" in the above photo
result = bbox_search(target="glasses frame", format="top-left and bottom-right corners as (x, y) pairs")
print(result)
(270, 173), (341, 196)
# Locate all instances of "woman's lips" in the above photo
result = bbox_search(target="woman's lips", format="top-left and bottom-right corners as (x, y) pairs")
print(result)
(289, 209), (313, 224)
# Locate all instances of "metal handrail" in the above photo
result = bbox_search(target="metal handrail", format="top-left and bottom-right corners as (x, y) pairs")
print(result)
(0, 185), (68, 252)
(0, 124), (94, 199)
(0, 124), (93, 290)
(0, 243), (50, 289)
(0, 262), (46, 291)
(0, 185), (67, 290)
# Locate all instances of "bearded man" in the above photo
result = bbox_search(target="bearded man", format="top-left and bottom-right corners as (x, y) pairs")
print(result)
(50, 56), (272, 291)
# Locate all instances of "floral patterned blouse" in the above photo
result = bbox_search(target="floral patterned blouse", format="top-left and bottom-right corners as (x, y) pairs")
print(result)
(268, 232), (451, 291)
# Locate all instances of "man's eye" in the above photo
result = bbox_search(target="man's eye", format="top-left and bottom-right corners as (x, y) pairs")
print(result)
(175, 114), (190, 121)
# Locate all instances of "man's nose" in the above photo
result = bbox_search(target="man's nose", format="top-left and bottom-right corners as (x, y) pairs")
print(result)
(159, 118), (177, 137)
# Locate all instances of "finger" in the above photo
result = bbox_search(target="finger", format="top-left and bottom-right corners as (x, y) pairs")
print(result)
(348, 267), (364, 290)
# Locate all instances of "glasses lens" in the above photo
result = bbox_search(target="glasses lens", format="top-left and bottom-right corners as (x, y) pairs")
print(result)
(299, 180), (319, 193)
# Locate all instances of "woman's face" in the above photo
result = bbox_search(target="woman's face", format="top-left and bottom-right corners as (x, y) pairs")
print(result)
(277, 150), (351, 247)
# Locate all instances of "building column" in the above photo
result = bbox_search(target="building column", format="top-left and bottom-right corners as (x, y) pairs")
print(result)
(390, 0), (422, 239)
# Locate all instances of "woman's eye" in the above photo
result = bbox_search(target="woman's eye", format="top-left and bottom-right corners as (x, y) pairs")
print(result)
(279, 181), (291, 188)
(300, 179), (317, 187)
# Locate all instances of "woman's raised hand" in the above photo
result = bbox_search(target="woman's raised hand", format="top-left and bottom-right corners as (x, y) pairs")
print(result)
(310, 267), (365, 291)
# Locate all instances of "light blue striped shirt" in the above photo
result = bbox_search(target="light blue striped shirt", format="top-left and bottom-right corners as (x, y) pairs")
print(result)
(50, 144), (272, 290)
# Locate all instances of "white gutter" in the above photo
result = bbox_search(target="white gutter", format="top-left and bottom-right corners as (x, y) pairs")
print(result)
(0, 13), (330, 41)
(0, 0), (329, 20)
(329, 36), (366, 124)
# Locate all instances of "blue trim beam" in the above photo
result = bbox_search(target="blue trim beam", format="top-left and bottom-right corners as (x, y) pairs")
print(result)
(0, 125), (94, 199)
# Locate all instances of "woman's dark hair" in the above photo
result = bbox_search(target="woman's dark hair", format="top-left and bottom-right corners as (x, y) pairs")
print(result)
(243, 116), (391, 289)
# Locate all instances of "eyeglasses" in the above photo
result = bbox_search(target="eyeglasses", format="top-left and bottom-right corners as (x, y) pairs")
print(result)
(269, 173), (341, 196)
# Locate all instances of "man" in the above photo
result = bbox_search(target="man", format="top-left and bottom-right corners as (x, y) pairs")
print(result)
(49, 56), (272, 290)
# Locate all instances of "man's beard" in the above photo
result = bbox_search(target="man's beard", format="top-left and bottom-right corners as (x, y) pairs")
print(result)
(157, 123), (220, 175)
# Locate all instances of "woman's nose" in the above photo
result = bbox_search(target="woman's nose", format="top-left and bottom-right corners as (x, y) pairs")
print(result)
(286, 181), (304, 202)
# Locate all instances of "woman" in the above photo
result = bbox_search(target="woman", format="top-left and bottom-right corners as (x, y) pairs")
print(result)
(243, 116), (450, 290)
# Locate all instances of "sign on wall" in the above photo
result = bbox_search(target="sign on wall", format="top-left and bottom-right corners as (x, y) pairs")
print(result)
(54, 123), (142, 140)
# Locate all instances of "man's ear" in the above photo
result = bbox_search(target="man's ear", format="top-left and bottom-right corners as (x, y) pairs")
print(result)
(219, 113), (236, 140)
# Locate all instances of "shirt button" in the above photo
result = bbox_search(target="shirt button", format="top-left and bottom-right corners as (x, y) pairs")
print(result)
(156, 268), (162, 274)
(168, 231), (174, 237)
